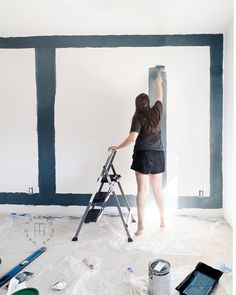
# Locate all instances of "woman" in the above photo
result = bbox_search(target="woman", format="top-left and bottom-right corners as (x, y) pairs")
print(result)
(108, 73), (165, 235)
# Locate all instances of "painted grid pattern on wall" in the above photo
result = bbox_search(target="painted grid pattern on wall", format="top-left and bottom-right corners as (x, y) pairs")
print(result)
(0, 35), (223, 208)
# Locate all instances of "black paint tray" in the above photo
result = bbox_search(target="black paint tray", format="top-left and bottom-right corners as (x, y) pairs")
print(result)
(175, 262), (223, 295)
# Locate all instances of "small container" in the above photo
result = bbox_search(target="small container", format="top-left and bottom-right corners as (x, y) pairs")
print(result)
(11, 288), (39, 295)
(148, 259), (171, 295)
(123, 267), (134, 283)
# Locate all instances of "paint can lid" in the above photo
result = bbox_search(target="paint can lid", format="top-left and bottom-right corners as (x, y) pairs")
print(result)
(149, 259), (170, 275)
(11, 288), (39, 295)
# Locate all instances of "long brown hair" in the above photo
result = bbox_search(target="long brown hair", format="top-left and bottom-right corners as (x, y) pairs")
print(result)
(134, 93), (160, 134)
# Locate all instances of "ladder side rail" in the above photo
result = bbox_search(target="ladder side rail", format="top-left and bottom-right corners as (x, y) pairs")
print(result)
(104, 167), (112, 184)
(112, 191), (133, 242)
(116, 181), (136, 223)
(110, 164), (117, 176)
(103, 150), (116, 171)
(111, 164), (135, 223)
(107, 151), (116, 171)
(72, 202), (93, 240)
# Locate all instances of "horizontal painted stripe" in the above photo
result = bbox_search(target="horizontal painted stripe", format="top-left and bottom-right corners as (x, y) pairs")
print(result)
(0, 34), (222, 49)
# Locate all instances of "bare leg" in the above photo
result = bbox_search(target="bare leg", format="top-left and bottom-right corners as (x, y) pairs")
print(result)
(135, 171), (149, 235)
(149, 173), (165, 227)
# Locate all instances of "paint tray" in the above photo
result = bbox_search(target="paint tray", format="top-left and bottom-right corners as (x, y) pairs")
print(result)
(175, 262), (223, 295)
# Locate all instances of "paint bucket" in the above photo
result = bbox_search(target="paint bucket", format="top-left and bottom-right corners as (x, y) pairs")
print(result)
(11, 288), (39, 295)
(148, 259), (171, 295)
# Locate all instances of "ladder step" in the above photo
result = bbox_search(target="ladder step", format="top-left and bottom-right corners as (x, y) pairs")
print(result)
(102, 174), (121, 183)
(84, 209), (102, 223)
(93, 192), (109, 203)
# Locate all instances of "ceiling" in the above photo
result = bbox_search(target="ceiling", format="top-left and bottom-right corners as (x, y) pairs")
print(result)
(0, 0), (234, 37)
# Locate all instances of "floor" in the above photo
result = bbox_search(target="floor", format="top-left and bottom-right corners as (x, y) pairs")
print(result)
(0, 205), (233, 295)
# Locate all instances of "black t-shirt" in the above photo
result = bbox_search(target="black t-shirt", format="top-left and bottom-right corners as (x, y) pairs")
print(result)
(130, 100), (163, 151)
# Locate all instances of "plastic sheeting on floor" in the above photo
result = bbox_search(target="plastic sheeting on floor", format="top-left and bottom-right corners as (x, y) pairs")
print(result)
(0, 206), (233, 294)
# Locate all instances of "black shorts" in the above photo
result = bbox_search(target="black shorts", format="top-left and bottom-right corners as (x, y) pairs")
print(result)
(131, 150), (165, 175)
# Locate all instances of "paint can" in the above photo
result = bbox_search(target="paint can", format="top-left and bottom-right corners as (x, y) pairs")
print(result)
(148, 259), (171, 295)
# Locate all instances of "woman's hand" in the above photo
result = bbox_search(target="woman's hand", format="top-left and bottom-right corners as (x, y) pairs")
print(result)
(108, 146), (118, 152)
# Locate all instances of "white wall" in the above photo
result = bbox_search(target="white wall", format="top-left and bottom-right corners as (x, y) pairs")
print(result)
(55, 46), (210, 198)
(223, 22), (234, 228)
(0, 49), (39, 193)
(0, 46), (211, 199)
(0, 0), (233, 36)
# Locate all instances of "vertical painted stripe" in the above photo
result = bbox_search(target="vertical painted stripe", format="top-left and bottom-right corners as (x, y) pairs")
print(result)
(209, 38), (223, 207)
(35, 48), (56, 197)
(148, 66), (167, 186)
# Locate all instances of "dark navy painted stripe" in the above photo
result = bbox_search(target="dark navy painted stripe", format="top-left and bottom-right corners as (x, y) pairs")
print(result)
(178, 36), (223, 209)
(0, 34), (221, 49)
(209, 37), (223, 208)
(35, 48), (56, 197)
(0, 193), (136, 206)
(178, 196), (222, 209)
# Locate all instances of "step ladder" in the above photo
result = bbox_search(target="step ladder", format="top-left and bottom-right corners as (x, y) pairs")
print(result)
(72, 150), (135, 242)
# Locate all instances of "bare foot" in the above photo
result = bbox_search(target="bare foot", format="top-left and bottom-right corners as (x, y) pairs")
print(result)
(160, 221), (165, 228)
(134, 227), (144, 235)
